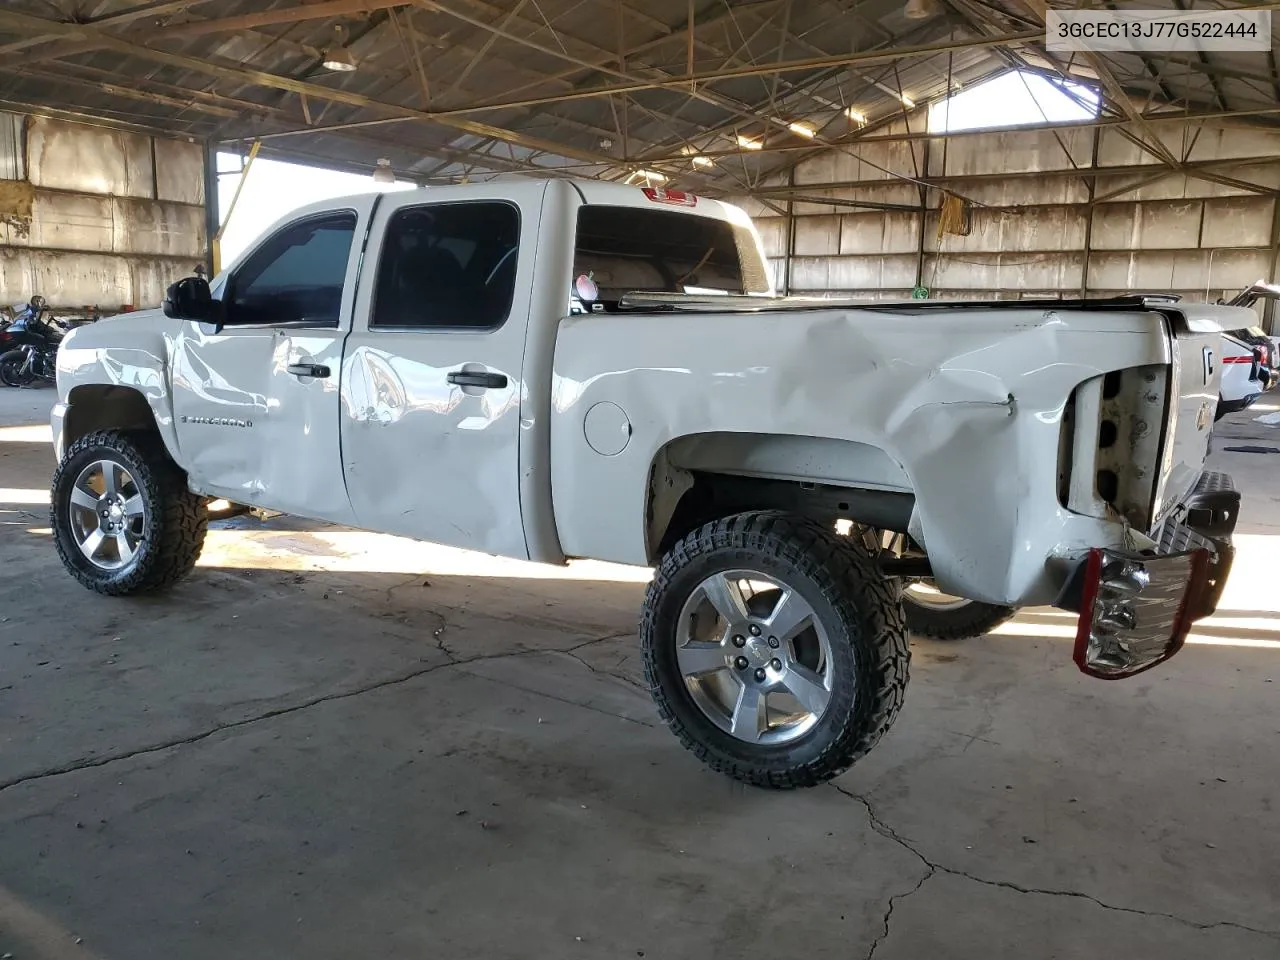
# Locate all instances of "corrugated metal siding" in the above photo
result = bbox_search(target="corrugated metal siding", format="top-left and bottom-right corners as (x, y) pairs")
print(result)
(751, 107), (1280, 328)
(0, 113), (23, 181)
(0, 116), (206, 310)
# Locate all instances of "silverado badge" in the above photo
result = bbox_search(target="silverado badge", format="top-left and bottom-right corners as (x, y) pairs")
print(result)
(181, 415), (254, 428)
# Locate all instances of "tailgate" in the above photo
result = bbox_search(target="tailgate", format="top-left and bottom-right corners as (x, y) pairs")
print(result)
(1153, 305), (1249, 519)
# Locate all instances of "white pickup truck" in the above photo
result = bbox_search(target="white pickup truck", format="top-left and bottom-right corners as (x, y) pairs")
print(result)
(49, 178), (1241, 788)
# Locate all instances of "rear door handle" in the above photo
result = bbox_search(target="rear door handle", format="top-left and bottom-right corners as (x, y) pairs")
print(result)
(447, 370), (507, 389)
(287, 362), (330, 379)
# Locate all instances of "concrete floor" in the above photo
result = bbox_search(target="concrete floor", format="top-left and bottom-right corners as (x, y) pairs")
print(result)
(1, 385), (1277, 959)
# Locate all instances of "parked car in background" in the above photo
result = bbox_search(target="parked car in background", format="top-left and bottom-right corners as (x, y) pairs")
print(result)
(1217, 332), (1267, 418)
(1216, 282), (1280, 417)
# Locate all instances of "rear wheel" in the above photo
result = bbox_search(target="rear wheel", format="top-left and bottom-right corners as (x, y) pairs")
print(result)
(51, 430), (207, 595)
(642, 512), (909, 788)
(902, 581), (1015, 640)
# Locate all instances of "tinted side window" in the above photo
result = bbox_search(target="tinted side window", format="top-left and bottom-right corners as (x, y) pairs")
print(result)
(372, 201), (520, 330)
(228, 212), (357, 327)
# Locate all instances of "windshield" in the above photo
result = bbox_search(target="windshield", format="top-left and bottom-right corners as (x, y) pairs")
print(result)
(573, 205), (770, 301)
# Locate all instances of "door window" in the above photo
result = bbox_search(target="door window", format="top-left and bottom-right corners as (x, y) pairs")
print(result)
(371, 201), (520, 330)
(226, 212), (357, 327)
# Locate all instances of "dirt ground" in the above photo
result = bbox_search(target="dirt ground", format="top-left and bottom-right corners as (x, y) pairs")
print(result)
(1, 384), (1278, 959)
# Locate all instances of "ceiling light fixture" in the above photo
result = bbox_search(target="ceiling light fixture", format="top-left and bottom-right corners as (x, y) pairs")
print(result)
(736, 134), (764, 151)
(788, 121), (816, 139)
(322, 24), (358, 72)
(845, 107), (868, 125)
(900, 95), (916, 109)
(904, 0), (935, 19)
(372, 158), (396, 184)
(682, 144), (715, 168)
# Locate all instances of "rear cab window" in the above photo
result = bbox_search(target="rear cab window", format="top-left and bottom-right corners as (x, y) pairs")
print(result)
(573, 205), (770, 307)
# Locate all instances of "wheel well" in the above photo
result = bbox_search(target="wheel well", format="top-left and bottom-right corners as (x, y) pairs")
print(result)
(649, 470), (915, 561)
(65, 385), (160, 447)
(646, 433), (916, 561)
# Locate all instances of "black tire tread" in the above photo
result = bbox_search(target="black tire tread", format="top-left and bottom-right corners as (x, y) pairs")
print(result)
(902, 590), (1015, 641)
(641, 511), (909, 789)
(51, 429), (207, 596)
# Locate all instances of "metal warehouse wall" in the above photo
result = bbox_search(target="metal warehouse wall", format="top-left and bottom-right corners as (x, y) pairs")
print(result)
(733, 114), (1280, 329)
(0, 113), (206, 312)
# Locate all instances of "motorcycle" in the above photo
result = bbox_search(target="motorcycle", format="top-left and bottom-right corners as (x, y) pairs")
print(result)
(0, 296), (65, 387)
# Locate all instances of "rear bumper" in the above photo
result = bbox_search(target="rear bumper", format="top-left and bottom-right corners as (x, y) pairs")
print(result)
(1217, 393), (1261, 417)
(1055, 470), (1237, 679)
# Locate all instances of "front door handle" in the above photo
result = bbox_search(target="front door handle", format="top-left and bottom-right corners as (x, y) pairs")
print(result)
(287, 362), (330, 379)
(447, 370), (507, 389)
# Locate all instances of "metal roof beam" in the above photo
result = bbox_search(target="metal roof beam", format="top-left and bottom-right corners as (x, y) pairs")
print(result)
(426, 29), (1043, 116)
(148, 0), (408, 38)
(0, 7), (617, 167)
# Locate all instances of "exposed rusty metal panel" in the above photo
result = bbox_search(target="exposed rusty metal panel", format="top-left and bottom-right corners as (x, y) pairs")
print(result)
(1, 191), (115, 252)
(0, 192), (204, 259)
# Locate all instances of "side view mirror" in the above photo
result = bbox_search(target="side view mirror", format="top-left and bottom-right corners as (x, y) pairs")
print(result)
(163, 276), (224, 329)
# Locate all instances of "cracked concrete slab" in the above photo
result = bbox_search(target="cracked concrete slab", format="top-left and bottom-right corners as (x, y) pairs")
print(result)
(0, 656), (923, 959)
(2, 389), (1278, 958)
(873, 870), (1278, 960)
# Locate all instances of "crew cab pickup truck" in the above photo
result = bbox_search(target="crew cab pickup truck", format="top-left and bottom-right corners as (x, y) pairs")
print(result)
(49, 178), (1242, 788)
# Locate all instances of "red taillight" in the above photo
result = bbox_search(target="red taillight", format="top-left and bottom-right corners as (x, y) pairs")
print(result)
(642, 187), (697, 207)
(1073, 548), (1211, 679)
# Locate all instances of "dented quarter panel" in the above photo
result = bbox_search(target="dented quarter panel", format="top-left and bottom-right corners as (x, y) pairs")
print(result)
(52, 309), (180, 462)
(551, 305), (1185, 606)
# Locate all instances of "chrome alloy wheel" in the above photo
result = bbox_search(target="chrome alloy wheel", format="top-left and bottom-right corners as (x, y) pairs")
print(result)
(66, 458), (146, 571)
(675, 569), (835, 745)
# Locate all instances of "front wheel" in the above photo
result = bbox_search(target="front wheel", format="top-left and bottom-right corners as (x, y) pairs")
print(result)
(901, 581), (1015, 641)
(51, 430), (208, 595)
(0, 349), (33, 387)
(641, 512), (909, 788)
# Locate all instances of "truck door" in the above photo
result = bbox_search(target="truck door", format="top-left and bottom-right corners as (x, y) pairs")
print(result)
(340, 185), (543, 557)
(171, 200), (375, 522)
